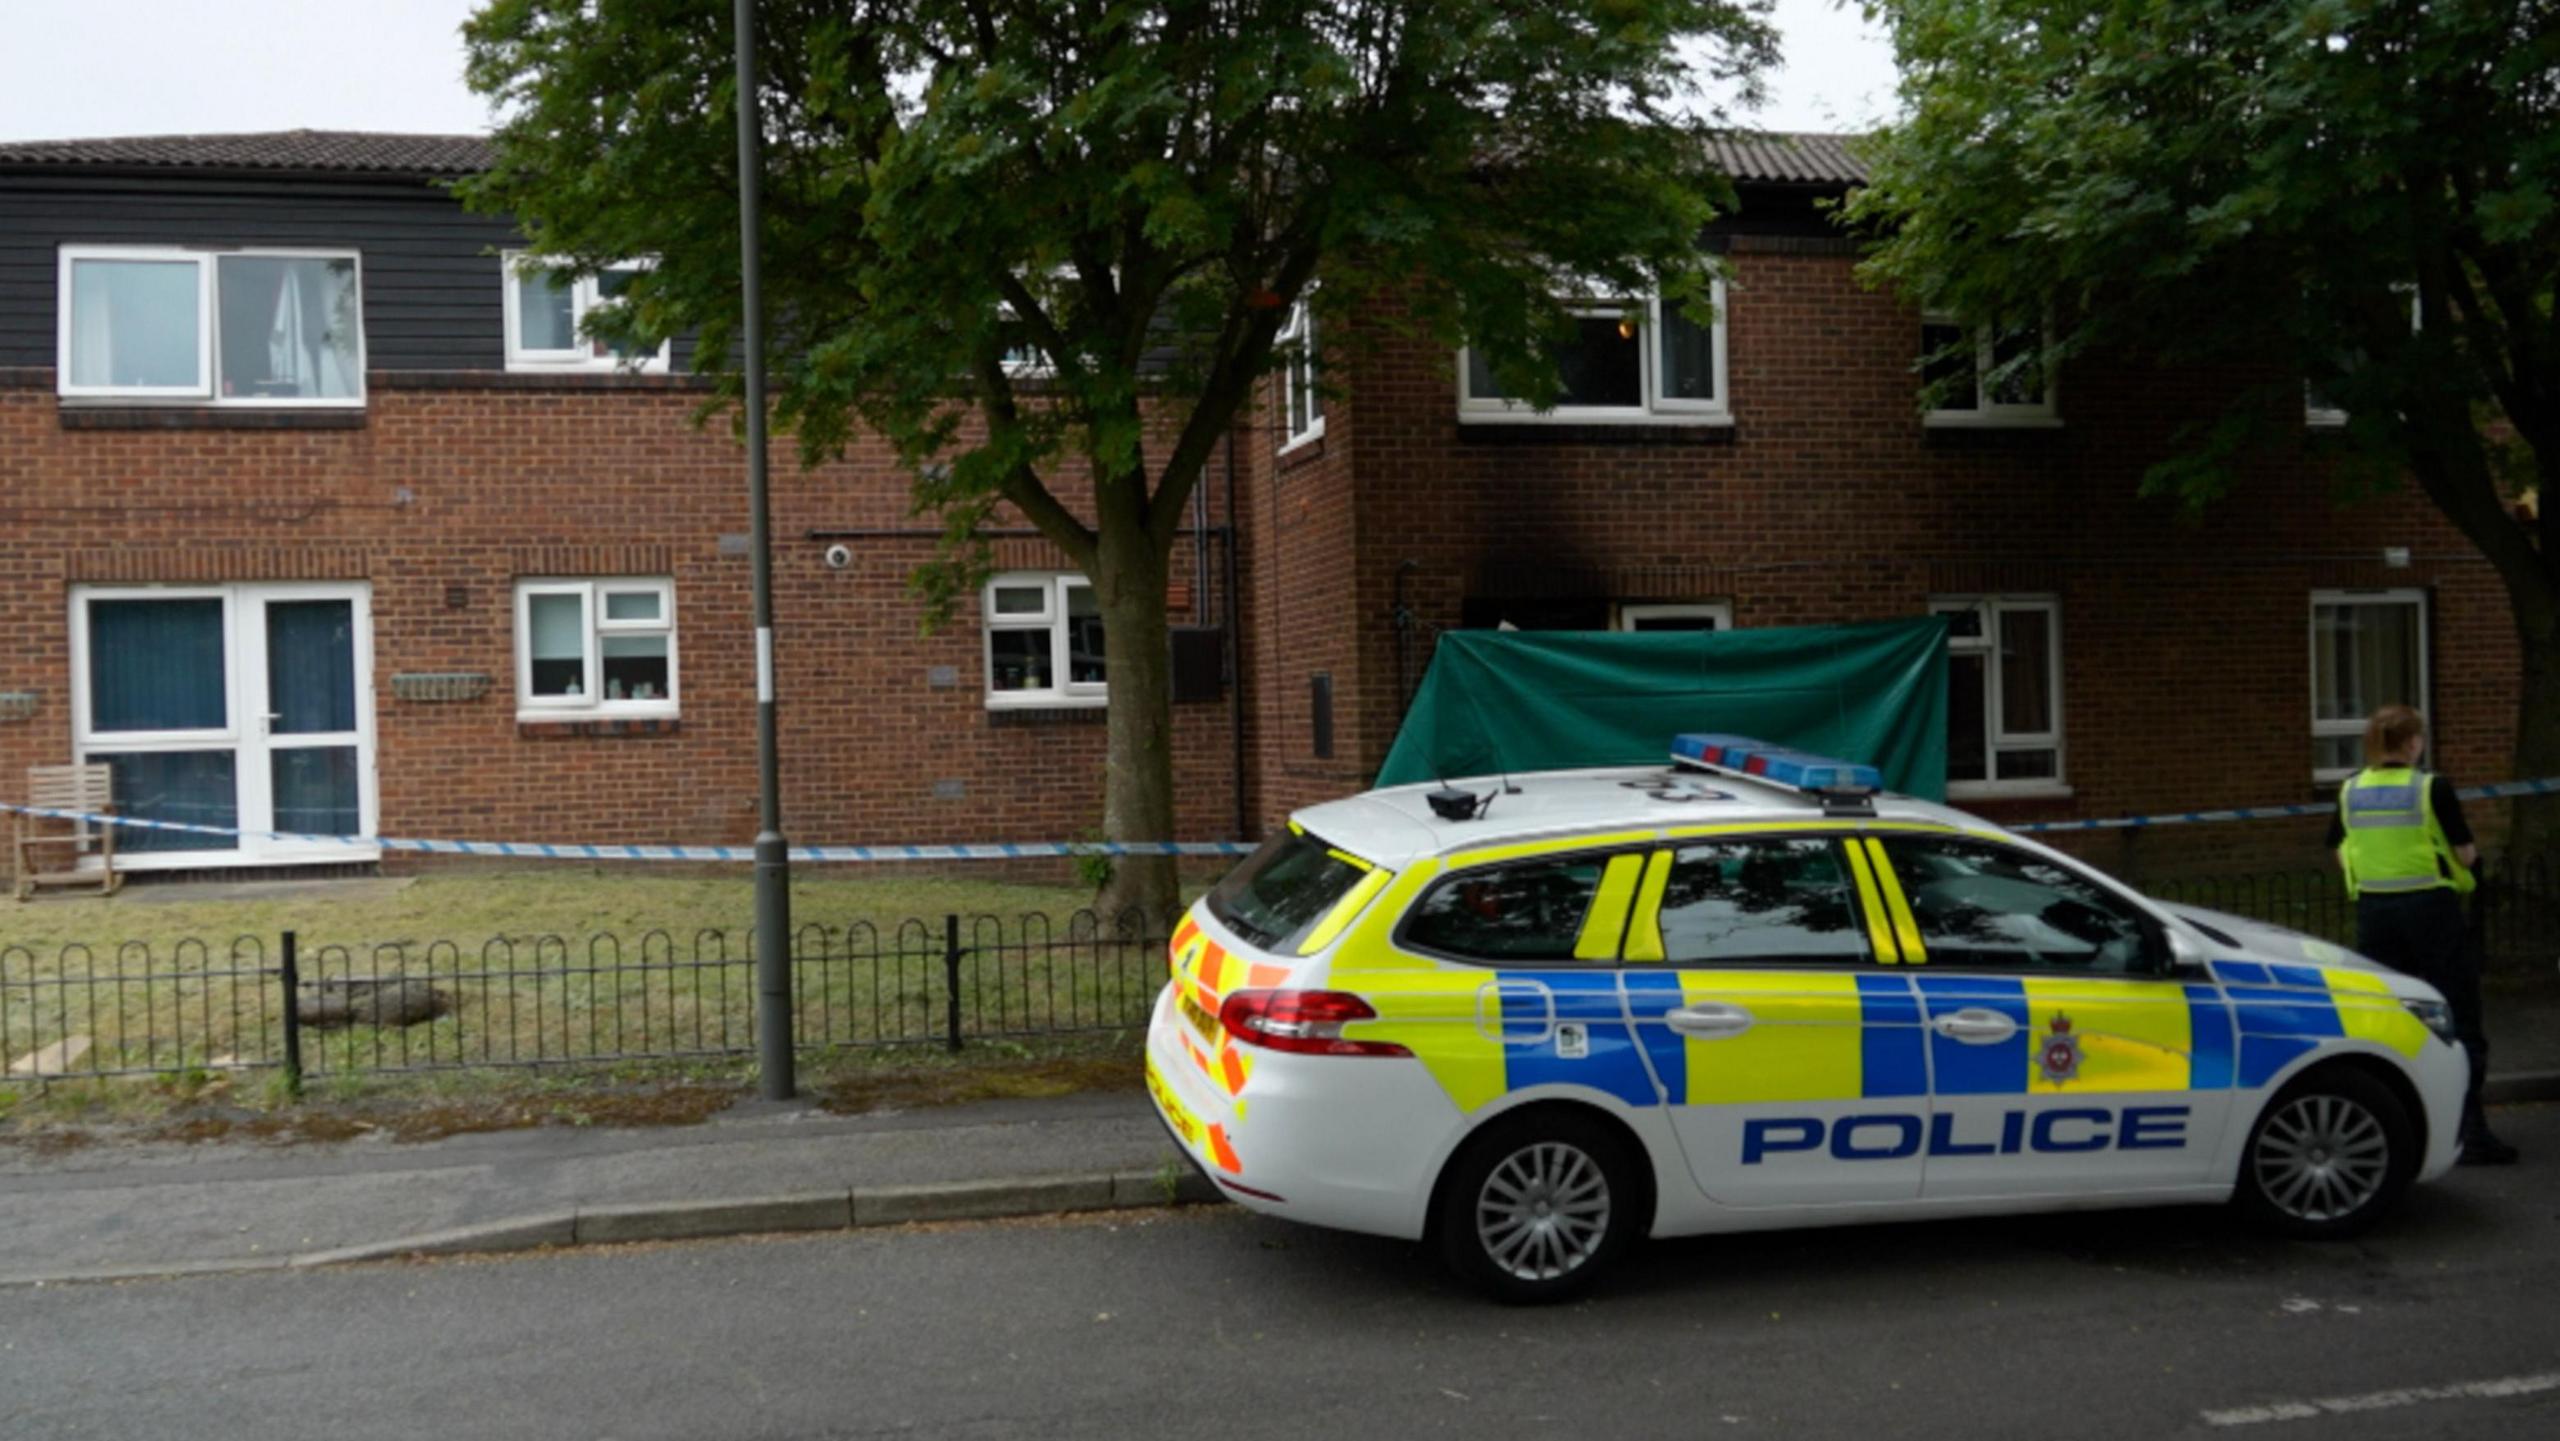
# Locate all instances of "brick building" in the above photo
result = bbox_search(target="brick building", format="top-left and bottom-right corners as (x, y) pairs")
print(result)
(0, 131), (2521, 881)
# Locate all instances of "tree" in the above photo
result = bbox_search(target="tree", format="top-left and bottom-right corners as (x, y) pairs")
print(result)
(460, 0), (1777, 918)
(1850, 0), (2560, 847)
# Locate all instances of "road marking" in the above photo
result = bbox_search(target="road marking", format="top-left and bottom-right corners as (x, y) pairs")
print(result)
(2202, 1372), (2560, 1427)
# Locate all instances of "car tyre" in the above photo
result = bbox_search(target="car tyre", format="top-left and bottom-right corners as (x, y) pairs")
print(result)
(1434, 1108), (1642, 1304)
(2232, 1066), (2416, 1241)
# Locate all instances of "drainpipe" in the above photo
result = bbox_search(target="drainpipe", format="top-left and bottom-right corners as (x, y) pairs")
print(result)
(1224, 435), (1248, 841)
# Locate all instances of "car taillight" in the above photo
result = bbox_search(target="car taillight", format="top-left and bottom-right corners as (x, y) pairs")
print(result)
(1217, 989), (1412, 1058)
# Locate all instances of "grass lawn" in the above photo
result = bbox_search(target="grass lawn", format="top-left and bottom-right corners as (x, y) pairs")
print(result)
(3, 864), (1208, 1084)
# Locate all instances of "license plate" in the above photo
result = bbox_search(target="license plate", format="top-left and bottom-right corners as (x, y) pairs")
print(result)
(1177, 990), (1221, 1046)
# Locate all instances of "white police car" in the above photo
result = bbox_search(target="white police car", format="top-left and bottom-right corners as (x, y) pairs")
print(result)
(1146, 736), (2470, 1301)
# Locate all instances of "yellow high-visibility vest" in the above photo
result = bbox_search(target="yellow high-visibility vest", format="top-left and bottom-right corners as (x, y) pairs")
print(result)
(2337, 767), (2474, 898)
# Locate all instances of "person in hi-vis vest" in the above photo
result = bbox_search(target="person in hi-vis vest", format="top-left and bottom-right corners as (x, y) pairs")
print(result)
(2329, 704), (2517, 1165)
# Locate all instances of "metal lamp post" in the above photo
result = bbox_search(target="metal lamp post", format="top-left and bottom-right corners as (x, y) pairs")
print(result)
(735, 0), (793, 1100)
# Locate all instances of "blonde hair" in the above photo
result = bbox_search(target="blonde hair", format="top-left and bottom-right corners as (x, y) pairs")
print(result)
(2363, 704), (2426, 766)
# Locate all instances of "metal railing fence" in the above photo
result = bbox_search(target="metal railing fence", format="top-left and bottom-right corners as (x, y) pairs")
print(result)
(3, 908), (1168, 1086)
(5, 857), (2555, 1086)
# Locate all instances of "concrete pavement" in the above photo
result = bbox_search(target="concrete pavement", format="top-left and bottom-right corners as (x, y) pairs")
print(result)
(3, 1035), (2555, 1289)
(0, 1090), (1211, 1286)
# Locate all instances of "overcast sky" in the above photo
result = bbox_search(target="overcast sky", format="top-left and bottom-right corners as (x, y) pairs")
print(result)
(0, 0), (1899, 143)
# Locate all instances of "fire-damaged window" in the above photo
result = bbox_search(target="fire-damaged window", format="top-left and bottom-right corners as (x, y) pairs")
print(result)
(1931, 595), (2064, 796)
(1458, 283), (1727, 425)
(514, 578), (679, 719)
(984, 573), (1106, 708)
(58, 246), (365, 405)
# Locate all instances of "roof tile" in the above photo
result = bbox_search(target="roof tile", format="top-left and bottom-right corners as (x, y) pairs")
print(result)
(0, 127), (1867, 186)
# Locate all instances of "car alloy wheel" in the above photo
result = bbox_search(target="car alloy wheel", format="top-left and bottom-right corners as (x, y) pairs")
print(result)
(1436, 1108), (1643, 1302)
(2251, 1092), (2391, 1223)
(1474, 1140), (1613, 1283)
(2233, 1066), (2414, 1240)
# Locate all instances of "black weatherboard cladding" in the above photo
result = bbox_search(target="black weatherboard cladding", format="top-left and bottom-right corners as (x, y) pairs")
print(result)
(0, 171), (524, 373)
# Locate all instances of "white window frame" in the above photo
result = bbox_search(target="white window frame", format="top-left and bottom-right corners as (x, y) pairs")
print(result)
(982, 572), (1107, 709)
(513, 577), (680, 720)
(1932, 594), (2068, 798)
(501, 252), (670, 374)
(2306, 289), (2421, 428)
(1278, 294), (1324, 453)
(68, 581), (381, 870)
(1457, 283), (1730, 426)
(1921, 313), (2058, 428)
(2310, 588), (2429, 783)
(1615, 602), (1733, 631)
(57, 245), (367, 406)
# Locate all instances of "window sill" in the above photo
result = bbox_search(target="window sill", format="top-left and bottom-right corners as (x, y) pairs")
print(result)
(516, 716), (682, 739)
(1947, 782), (2075, 803)
(60, 404), (367, 431)
(985, 693), (1107, 713)
(1457, 417), (1736, 447)
(1277, 424), (1327, 461)
(1921, 414), (2062, 430)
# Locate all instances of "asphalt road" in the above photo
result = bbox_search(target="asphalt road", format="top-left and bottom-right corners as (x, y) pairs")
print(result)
(6, 1106), (2556, 1441)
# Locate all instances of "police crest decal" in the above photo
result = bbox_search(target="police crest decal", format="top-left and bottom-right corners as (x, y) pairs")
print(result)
(2039, 1012), (2082, 1085)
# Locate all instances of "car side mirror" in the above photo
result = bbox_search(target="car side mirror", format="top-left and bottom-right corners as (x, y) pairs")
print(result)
(2161, 927), (2209, 975)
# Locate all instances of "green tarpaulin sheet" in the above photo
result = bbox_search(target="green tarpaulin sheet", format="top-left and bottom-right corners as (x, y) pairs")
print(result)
(1376, 616), (1950, 801)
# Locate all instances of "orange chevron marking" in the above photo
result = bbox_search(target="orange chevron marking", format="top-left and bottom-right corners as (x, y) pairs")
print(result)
(1206, 1123), (1242, 1174)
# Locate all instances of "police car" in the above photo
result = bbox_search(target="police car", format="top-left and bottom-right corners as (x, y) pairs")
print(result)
(1146, 735), (2470, 1302)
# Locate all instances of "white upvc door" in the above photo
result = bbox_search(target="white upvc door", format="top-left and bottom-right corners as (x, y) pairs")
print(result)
(70, 582), (378, 869)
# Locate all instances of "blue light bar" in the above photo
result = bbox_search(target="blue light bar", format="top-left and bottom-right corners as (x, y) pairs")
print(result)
(1670, 734), (1882, 796)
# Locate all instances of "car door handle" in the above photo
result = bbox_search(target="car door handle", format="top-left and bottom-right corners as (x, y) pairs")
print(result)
(1931, 1008), (2018, 1044)
(1666, 1003), (1753, 1039)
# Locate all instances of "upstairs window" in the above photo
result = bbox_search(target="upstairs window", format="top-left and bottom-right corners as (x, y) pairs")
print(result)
(1616, 602), (1732, 632)
(984, 573), (1106, 708)
(1458, 285), (1727, 425)
(515, 578), (679, 719)
(2307, 288), (2421, 428)
(1932, 595), (2064, 795)
(1920, 314), (2054, 426)
(59, 246), (364, 405)
(1278, 295), (1324, 451)
(503, 253), (668, 373)
(2311, 589), (2427, 781)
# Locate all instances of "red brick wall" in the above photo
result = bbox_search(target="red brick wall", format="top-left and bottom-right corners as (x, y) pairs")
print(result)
(0, 371), (1245, 868)
(1236, 239), (2522, 876)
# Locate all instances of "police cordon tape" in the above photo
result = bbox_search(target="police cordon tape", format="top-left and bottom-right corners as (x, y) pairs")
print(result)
(0, 801), (1253, 862)
(4, 775), (2558, 861)
(2005, 777), (2560, 835)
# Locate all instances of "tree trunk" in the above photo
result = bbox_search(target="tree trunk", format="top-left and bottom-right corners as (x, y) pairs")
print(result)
(1090, 517), (1182, 929)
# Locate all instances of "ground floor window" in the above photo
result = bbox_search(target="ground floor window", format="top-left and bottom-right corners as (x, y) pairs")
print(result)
(1615, 602), (1732, 632)
(2312, 589), (2428, 781)
(984, 573), (1106, 707)
(514, 578), (679, 718)
(70, 583), (376, 867)
(1931, 594), (2064, 795)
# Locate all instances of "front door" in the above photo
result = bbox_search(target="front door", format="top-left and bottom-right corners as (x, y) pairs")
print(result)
(1626, 833), (1931, 1208)
(72, 583), (377, 868)
(1865, 834), (2234, 1198)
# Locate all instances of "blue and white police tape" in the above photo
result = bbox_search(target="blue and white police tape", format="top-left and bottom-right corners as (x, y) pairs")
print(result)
(0, 801), (1255, 862)
(2007, 776), (2560, 835)
(8, 776), (2559, 858)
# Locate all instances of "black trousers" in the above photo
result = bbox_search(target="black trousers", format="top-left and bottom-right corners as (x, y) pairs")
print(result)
(2355, 889), (2493, 1142)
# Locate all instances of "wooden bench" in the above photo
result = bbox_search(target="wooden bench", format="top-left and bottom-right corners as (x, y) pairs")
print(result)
(13, 763), (121, 901)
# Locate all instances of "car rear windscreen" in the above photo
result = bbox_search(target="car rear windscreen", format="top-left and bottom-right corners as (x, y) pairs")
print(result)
(1205, 831), (1371, 953)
